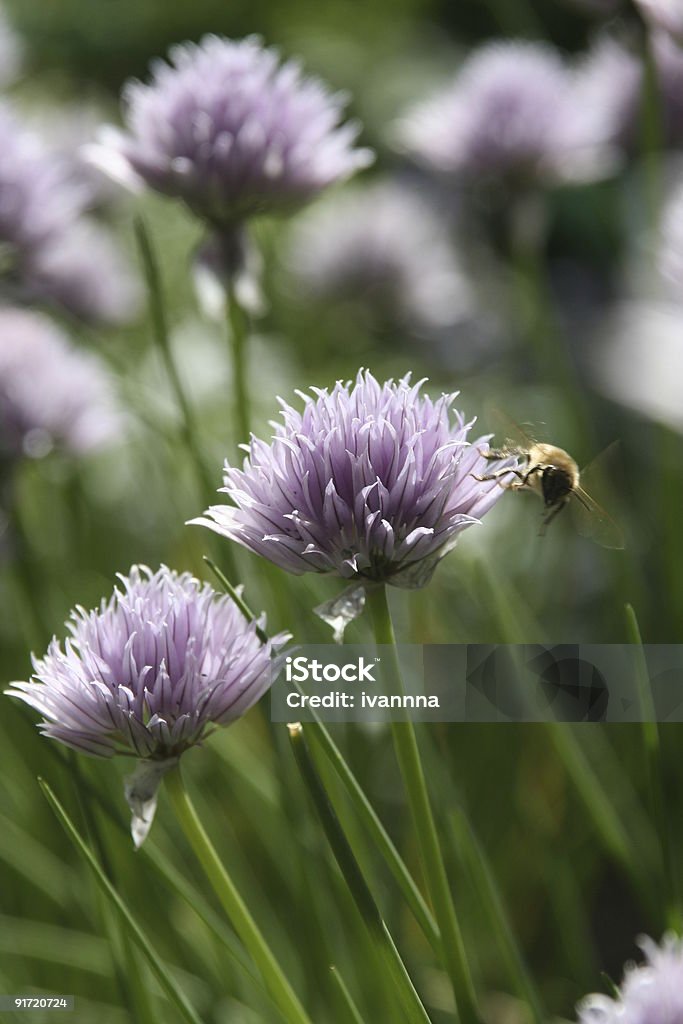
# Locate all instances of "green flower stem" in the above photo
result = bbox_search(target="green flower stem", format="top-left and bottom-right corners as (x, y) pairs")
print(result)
(365, 584), (482, 1024)
(507, 195), (591, 443)
(625, 603), (682, 931)
(164, 764), (312, 1024)
(8, 500), (46, 649)
(449, 808), (544, 1024)
(134, 218), (222, 512)
(204, 556), (440, 952)
(630, 0), (664, 234)
(226, 282), (251, 448)
(288, 724), (431, 1024)
(304, 711), (440, 951)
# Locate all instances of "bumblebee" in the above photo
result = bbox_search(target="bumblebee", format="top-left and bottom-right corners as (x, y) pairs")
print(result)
(476, 439), (624, 548)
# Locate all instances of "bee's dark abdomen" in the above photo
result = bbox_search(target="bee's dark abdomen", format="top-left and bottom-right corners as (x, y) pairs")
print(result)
(541, 466), (573, 507)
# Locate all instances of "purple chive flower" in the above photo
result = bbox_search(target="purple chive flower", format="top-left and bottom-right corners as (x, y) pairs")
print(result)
(90, 34), (373, 230)
(577, 934), (683, 1023)
(192, 371), (514, 589)
(6, 565), (287, 760)
(286, 181), (473, 333)
(0, 308), (123, 459)
(0, 102), (139, 325)
(396, 41), (617, 187)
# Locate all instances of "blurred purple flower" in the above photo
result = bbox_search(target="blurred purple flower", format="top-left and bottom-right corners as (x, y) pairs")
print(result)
(0, 308), (122, 459)
(578, 934), (683, 1023)
(286, 181), (473, 333)
(575, 33), (683, 151)
(0, 102), (139, 325)
(23, 221), (141, 326)
(0, 103), (86, 250)
(396, 41), (618, 187)
(90, 34), (373, 229)
(570, 37), (640, 151)
(192, 370), (514, 589)
(636, 0), (683, 43)
(6, 565), (286, 760)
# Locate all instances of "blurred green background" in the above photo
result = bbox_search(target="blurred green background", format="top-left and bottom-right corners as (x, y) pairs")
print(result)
(1, 0), (681, 1022)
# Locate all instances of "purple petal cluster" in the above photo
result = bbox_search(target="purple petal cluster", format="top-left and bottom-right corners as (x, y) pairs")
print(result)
(286, 181), (473, 332)
(93, 34), (373, 228)
(193, 371), (514, 589)
(0, 102), (139, 324)
(6, 565), (286, 759)
(578, 934), (683, 1024)
(396, 41), (618, 186)
(0, 308), (122, 459)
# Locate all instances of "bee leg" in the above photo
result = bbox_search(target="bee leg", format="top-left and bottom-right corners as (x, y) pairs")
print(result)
(539, 498), (569, 533)
(472, 467), (524, 484)
(521, 464), (543, 486)
(480, 448), (512, 461)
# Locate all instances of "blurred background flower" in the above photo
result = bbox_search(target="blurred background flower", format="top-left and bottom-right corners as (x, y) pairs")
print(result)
(636, 0), (683, 43)
(396, 40), (618, 187)
(0, 102), (140, 325)
(578, 934), (683, 1022)
(0, 307), (123, 461)
(285, 180), (473, 336)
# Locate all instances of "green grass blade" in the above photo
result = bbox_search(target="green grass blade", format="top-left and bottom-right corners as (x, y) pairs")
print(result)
(449, 809), (545, 1024)
(625, 603), (681, 929)
(329, 966), (367, 1024)
(39, 777), (204, 1024)
(288, 724), (432, 1024)
(304, 712), (440, 951)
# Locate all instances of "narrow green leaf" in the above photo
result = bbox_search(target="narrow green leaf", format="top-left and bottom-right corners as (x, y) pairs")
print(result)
(39, 777), (204, 1024)
(625, 603), (681, 929)
(365, 585), (481, 1024)
(329, 966), (367, 1024)
(288, 724), (432, 1024)
(449, 809), (545, 1024)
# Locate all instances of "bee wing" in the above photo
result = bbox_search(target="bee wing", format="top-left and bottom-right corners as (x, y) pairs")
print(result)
(483, 405), (539, 454)
(571, 442), (625, 550)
